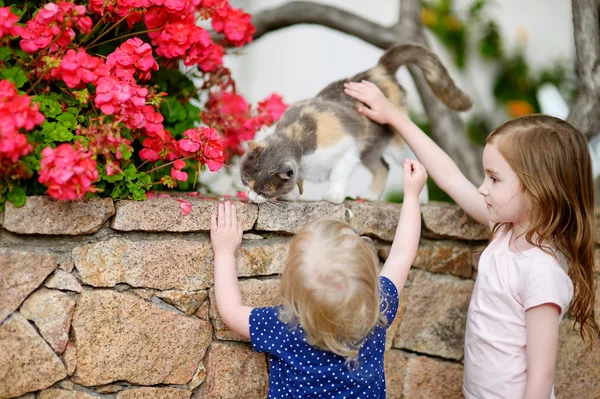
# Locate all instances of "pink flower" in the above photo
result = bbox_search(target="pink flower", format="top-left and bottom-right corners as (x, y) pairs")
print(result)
(38, 143), (99, 200)
(106, 38), (159, 81)
(171, 159), (188, 181)
(20, 2), (92, 53)
(0, 7), (23, 39)
(52, 48), (108, 88)
(0, 80), (44, 162)
(211, 4), (255, 46)
(257, 94), (288, 122)
(178, 198), (192, 216)
(156, 22), (208, 59)
(94, 76), (148, 128)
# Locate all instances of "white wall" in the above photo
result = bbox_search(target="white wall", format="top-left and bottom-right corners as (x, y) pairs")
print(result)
(202, 0), (575, 200)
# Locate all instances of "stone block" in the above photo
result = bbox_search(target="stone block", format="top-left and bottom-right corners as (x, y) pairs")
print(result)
(255, 201), (345, 233)
(3, 196), (114, 235)
(72, 290), (212, 386)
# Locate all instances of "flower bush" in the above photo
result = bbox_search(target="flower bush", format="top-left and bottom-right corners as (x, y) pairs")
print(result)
(0, 0), (287, 211)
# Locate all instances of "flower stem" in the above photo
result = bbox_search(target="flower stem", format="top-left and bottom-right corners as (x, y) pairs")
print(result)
(86, 28), (162, 50)
(145, 155), (195, 174)
(85, 14), (131, 49)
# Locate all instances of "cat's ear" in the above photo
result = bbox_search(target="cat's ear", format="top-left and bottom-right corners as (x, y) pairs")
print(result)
(247, 140), (265, 153)
(277, 162), (295, 180)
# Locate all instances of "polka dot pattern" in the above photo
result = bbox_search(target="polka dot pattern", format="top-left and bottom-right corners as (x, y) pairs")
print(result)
(250, 276), (399, 398)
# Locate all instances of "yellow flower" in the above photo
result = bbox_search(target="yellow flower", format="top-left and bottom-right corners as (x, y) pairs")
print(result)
(506, 100), (534, 117)
(421, 8), (438, 27)
(444, 15), (463, 31)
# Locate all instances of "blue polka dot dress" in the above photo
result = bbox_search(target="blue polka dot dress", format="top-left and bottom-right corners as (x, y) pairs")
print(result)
(250, 276), (399, 399)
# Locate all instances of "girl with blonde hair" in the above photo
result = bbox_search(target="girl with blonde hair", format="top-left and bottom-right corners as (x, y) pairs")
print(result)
(210, 158), (427, 398)
(344, 80), (599, 399)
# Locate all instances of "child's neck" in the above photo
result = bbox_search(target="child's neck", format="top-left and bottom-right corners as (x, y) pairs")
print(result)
(508, 223), (537, 253)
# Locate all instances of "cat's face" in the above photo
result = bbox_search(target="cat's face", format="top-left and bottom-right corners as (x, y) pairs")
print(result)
(240, 141), (299, 203)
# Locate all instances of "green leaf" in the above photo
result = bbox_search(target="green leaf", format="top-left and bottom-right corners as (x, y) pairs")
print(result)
(160, 97), (187, 123)
(40, 121), (74, 142)
(7, 186), (26, 207)
(123, 164), (138, 180)
(0, 67), (28, 89)
(36, 95), (63, 118)
(0, 47), (11, 62)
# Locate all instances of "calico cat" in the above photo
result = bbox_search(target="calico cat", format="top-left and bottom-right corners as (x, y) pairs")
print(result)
(240, 43), (471, 204)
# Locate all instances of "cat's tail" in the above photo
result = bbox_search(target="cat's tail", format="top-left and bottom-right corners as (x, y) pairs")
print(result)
(377, 43), (472, 111)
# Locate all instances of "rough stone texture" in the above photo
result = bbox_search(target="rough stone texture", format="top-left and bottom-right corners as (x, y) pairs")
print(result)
(95, 384), (126, 394)
(20, 288), (76, 354)
(383, 349), (407, 399)
(380, 239), (474, 278)
(117, 387), (191, 399)
(237, 237), (291, 277)
(393, 270), (473, 360)
(413, 240), (473, 278)
(155, 290), (207, 316)
(209, 278), (281, 341)
(196, 342), (268, 399)
(385, 290), (409, 352)
(45, 270), (82, 292)
(194, 300), (209, 320)
(0, 312), (67, 398)
(3, 196), (114, 235)
(72, 290), (212, 386)
(59, 258), (75, 273)
(188, 361), (207, 390)
(112, 198), (257, 232)
(255, 201), (345, 233)
(0, 249), (58, 323)
(72, 238), (213, 291)
(555, 319), (600, 397)
(345, 200), (401, 241)
(402, 356), (464, 399)
(421, 202), (488, 240)
(63, 341), (77, 375)
(38, 389), (98, 399)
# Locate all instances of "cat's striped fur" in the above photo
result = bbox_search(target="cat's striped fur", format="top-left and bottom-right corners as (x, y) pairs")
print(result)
(240, 43), (472, 204)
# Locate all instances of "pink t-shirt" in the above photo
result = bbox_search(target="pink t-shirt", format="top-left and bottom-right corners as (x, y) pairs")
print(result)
(463, 227), (573, 399)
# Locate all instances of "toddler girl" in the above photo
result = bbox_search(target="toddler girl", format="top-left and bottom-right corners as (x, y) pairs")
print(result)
(210, 158), (427, 398)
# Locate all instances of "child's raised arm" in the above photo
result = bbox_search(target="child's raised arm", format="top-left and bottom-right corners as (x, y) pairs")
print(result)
(344, 80), (489, 227)
(210, 201), (253, 339)
(379, 159), (426, 290)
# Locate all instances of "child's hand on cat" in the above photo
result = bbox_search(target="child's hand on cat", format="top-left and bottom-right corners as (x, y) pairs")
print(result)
(403, 159), (427, 198)
(344, 80), (397, 125)
(210, 201), (243, 256)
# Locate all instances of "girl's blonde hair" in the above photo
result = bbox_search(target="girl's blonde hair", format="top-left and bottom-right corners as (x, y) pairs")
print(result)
(488, 114), (599, 350)
(278, 219), (386, 363)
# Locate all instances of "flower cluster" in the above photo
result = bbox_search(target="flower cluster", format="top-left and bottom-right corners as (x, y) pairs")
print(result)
(0, 81), (44, 163)
(20, 2), (92, 53)
(38, 143), (99, 200)
(0, 0), (285, 209)
(202, 92), (288, 158)
(0, 7), (23, 40)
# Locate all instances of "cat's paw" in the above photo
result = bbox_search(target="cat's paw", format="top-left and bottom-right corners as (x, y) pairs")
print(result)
(323, 187), (346, 204)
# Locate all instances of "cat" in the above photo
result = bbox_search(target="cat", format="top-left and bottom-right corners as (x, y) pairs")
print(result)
(239, 43), (472, 204)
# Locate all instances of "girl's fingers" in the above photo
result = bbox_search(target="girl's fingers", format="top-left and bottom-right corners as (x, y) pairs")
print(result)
(238, 220), (243, 236)
(224, 201), (231, 227)
(231, 203), (237, 229)
(210, 211), (217, 231)
(217, 203), (225, 229)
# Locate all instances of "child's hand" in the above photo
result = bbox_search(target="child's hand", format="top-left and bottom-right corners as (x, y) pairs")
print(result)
(210, 201), (243, 256)
(343, 80), (397, 125)
(403, 159), (427, 198)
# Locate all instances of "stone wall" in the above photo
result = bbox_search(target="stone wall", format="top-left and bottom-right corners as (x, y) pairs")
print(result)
(0, 196), (598, 399)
